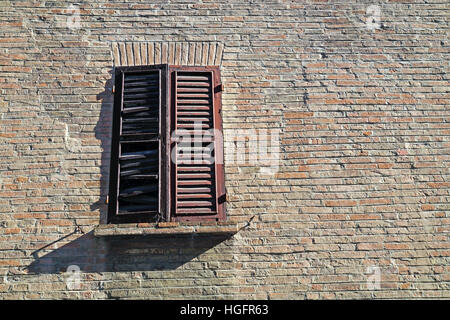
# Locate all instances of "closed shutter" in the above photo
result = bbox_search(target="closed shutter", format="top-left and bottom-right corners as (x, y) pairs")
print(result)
(169, 66), (226, 222)
(108, 65), (168, 223)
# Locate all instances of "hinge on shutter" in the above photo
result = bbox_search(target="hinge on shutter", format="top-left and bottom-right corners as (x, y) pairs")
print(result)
(218, 193), (226, 204)
(214, 84), (224, 93)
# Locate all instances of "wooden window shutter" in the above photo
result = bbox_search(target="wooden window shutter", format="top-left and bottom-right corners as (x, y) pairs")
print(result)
(107, 65), (168, 224)
(169, 66), (226, 222)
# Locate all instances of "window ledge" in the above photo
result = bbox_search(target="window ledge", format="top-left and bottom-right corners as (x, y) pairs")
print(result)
(94, 221), (241, 237)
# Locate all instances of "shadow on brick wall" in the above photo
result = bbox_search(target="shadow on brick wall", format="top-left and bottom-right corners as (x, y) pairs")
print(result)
(89, 68), (115, 224)
(27, 231), (231, 274)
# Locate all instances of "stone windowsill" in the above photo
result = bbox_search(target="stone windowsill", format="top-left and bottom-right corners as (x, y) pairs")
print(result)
(93, 221), (241, 237)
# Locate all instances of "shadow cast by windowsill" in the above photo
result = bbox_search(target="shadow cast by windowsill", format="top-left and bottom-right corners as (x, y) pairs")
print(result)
(26, 230), (232, 274)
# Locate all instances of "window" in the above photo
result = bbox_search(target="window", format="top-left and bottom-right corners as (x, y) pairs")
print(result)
(107, 64), (225, 224)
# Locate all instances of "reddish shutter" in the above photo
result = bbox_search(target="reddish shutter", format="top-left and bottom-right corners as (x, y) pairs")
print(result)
(107, 65), (168, 223)
(169, 66), (226, 222)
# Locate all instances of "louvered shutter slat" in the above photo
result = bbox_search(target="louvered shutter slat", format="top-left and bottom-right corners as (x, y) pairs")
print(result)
(177, 87), (210, 93)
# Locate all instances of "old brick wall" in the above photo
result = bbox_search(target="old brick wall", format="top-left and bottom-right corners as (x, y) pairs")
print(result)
(0, 0), (449, 299)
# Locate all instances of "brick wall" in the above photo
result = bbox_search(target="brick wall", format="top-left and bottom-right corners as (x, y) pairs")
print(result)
(0, 0), (449, 299)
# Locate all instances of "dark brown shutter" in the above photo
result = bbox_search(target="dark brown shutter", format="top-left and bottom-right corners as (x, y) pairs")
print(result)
(108, 65), (168, 224)
(169, 66), (225, 222)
